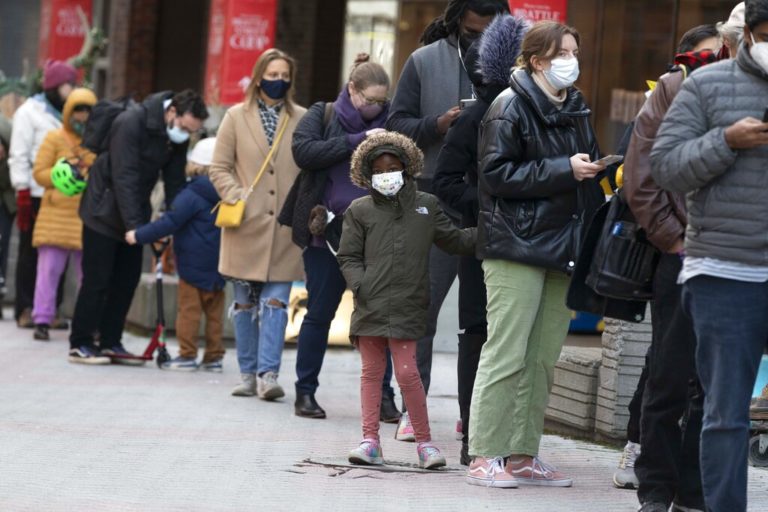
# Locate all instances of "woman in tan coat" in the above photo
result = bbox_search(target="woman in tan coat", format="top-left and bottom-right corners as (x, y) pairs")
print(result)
(210, 48), (305, 400)
(31, 87), (97, 341)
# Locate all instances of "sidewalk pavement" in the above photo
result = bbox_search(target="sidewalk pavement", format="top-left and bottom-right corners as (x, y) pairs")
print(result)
(1, 320), (767, 512)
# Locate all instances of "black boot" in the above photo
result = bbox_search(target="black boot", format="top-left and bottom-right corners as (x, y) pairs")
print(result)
(380, 389), (402, 424)
(294, 393), (326, 419)
(458, 332), (487, 464)
(33, 324), (50, 341)
(460, 442), (470, 466)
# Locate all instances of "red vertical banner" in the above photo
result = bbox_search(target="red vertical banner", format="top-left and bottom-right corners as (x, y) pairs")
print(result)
(38, 0), (92, 66)
(205, 0), (278, 106)
(508, 1), (568, 23)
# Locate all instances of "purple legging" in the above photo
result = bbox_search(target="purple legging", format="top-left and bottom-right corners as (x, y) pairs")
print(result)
(32, 245), (82, 325)
(358, 336), (431, 443)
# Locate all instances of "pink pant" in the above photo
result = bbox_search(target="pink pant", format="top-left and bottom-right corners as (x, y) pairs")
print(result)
(359, 336), (432, 443)
(32, 245), (82, 325)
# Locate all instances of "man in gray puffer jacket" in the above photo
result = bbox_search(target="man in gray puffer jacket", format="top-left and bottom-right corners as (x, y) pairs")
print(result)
(650, 2), (768, 510)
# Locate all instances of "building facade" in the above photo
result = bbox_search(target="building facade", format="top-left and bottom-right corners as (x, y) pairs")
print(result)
(0, 0), (742, 149)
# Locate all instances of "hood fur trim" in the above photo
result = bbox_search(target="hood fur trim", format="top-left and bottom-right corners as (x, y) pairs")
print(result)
(479, 14), (530, 86)
(350, 131), (423, 189)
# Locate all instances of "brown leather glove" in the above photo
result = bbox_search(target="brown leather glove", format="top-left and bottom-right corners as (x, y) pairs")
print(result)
(308, 205), (329, 236)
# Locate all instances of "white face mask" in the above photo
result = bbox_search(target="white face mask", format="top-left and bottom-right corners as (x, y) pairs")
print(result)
(167, 120), (190, 144)
(544, 57), (580, 90)
(751, 34), (768, 73)
(371, 171), (404, 197)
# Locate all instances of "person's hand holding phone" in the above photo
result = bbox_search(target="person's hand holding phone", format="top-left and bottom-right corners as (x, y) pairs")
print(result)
(437, 106), (461, 135)
(570, 153), (605, 181)
(725, 116), (768, 149)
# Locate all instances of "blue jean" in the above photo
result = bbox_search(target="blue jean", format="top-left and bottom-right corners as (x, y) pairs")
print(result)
(232, 281), (291, 375)
(295, 246), (394, 396)
(683, 275), (768, 512)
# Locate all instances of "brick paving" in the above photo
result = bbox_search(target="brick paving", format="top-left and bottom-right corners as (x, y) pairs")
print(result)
(1, 323), (767, 512)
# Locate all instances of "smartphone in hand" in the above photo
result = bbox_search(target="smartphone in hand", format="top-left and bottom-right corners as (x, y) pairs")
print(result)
(593, 154), (624, 167)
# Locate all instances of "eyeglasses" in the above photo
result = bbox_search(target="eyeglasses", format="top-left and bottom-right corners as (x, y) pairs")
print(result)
(358, 90), (389, 106)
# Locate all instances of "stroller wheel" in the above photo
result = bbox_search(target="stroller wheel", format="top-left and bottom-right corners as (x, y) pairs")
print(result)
(749, 435), (768, 467)
(156, 346), (171, 368)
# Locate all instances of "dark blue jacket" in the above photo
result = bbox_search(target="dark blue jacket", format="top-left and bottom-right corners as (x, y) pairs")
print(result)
(135, 176), (224, 291)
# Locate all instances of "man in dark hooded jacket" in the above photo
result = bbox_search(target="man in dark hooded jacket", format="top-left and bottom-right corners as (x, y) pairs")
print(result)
(68, 89), (208, 365)
(432, 14), (529, 466)
(386, 0), (509, 437)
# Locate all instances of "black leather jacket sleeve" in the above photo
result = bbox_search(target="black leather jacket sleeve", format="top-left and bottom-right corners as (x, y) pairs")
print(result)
(479, 114), (579, 200)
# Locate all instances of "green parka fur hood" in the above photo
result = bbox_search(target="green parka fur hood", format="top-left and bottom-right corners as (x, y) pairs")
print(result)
(349, 131), (423, 190)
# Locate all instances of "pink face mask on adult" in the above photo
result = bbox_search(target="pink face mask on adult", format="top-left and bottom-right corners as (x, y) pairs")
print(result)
(359, 103), (384, 121)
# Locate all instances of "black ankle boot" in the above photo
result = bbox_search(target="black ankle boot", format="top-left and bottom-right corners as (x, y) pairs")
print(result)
(294, 393), (326, 419)
(460, 442), (470, 466)
(380, 390), (402, 424)
(33, 324), (50, 341)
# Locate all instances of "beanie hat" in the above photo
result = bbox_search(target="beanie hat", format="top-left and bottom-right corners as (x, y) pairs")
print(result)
(188, 137), (216, 166)
(43, 60), (77, 90)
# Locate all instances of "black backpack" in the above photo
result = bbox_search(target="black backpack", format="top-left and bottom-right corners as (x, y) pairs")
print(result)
(81, 97), (136, 154)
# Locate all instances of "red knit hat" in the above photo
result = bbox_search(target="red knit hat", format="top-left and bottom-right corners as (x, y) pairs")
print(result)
(42, 60), (77, 90)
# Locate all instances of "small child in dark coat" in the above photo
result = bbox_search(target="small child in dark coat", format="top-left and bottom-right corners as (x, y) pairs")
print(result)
(337, 131), (476, 469)
(126, 137), (225, 371)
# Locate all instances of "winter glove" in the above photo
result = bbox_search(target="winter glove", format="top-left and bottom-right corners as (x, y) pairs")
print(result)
(16, 189), (32, 232)
(308, 205), (329, 236)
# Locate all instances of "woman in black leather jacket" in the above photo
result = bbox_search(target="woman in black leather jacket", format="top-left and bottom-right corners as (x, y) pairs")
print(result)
(466, 21), (606, 489)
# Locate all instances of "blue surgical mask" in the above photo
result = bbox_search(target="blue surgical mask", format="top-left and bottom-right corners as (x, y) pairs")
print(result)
(166, 120), (190, 144)
(544, 57), (580, 91)
(260, 79), (291, 100)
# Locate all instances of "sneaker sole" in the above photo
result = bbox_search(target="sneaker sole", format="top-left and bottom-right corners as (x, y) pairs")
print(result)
(258, 387), (285, 401)
(612, 475), (637, 489)
(420, 457), (446, 470)
(68, 356), (111, 365)
(162, 366), (199, 372)
(465, 475), (518, 488)
(348, 453), (384, 465)
(515, 477), (573, 487)
(231, 389), (256, 397)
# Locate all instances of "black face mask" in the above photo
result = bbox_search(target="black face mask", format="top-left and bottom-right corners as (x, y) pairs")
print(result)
(44, 89), (65, 113)
(459, 32), (481, 53)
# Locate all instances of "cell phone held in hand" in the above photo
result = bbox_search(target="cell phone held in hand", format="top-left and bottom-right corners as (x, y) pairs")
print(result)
(593, 154), (624, 167)
(459, 98), (477, 110)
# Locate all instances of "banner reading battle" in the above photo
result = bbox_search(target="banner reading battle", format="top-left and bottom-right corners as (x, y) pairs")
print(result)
(508, 1), (568, 23)
(37, 0), (92, 67)
(205, 0), (278, 106)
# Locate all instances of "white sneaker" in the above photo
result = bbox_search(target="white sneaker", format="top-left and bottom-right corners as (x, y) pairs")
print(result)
(257, 371), (285, 401)
(394, 412), (415, 442)
(231, 374), (256, 397)
(613, 441), (640, 489)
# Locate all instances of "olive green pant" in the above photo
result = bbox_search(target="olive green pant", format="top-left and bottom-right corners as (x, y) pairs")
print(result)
(468, 259), (571, 458)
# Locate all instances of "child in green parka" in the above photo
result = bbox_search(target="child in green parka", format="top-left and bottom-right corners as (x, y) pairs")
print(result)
(337, 131), (476, 469)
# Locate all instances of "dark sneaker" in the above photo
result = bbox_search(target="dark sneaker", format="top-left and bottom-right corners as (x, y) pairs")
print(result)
(33, 324), (50, 341)
(161, 356), (198, 371)
(101, 343), (145, 366)
(380, 390), (402, 423)
(200, 359), (223, 372)
(68, 346), (111, 365)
